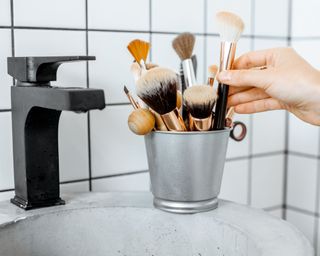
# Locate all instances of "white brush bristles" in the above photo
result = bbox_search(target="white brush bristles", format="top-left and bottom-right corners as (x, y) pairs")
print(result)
(215, 11), (244, 42)
(136, 67), (177, 97)
(184, 85), (217, 107)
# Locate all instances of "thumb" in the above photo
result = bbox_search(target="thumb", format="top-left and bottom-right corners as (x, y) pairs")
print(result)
(217, 69), (273, 90)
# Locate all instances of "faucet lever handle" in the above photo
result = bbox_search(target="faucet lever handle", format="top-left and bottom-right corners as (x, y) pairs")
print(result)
(8, 56), (96, 84)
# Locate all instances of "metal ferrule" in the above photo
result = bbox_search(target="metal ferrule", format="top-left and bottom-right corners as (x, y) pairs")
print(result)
(182, 59), (196, 88)
(189, 114), (213, 131)
(161, 108), (187, 131)
(219, 42), (237, 71)
(207, 77), (214, 87)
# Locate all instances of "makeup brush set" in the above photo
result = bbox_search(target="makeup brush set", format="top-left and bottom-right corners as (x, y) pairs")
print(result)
(124, 11), (246, 137)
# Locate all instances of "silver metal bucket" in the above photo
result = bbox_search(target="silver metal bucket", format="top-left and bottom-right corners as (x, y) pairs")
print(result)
(145, 129), (230, 214)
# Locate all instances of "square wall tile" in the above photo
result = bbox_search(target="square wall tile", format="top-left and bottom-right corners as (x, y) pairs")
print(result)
(0, 191), (14, 202)
(0, 1), (10, 26)
(14, 29), (87, 87)
(287, 155), (318, 212)
(58, 112), (89, 182)
(219, 159), (248, 205)
(254, 0), (289, 37)
(253, 38), (287, 51)
(90, 105), (148, 177)
(206, 36), (251, 79)
(89, 31), (149, 104)
(289, 114), (319, 156)
(206, 0), (252, 35)
(0, 112), (13, 190)
(60, 182), (89, 193)
(292, 0), (320, 37)
(152, 0), (204, 33)
(252, 110), (286, 154)
(292, 40), (320, 68)
(88, 0), (149, 30)
(226, 114), (250, 159)
(251, 155), (284, 208)
(151, 34), (205, 83)
(286, 210), (315, 244)
(92, 173), (150, 192)
(14, 0), (85, 28)
(0, 29), (12, 109)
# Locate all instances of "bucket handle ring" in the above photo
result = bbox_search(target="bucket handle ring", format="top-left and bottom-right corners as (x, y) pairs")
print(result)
(230, 121), (247, 142)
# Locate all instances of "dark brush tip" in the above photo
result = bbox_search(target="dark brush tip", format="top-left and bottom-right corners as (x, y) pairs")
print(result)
(124, 85), (129, 94)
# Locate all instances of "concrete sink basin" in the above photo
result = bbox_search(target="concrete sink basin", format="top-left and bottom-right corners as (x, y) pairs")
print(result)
(0, 192), (313, 256)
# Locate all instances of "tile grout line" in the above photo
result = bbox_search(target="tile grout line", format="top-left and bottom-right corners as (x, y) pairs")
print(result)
(85, 0), (93, 192)
(10, 0), (15, 86)
(203, 0), (208, 82)
(313, 126), (320, 252)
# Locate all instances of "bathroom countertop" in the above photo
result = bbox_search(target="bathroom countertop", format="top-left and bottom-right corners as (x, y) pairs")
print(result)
(0, 192), (314, 255)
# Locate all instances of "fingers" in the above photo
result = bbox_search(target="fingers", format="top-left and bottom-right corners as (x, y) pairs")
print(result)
(217, 69), (273, 89)
(228, 88), (269, 106)
(234, 98), (284, 114)
(229, 85), (252, 95)
(233, 49), (272, 69)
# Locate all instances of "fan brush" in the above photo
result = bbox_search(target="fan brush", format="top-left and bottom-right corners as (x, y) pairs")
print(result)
(127, 39), (150, 70)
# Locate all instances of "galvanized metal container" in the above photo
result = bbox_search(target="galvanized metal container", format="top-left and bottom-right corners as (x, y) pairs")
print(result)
(145, 129), (230, 214)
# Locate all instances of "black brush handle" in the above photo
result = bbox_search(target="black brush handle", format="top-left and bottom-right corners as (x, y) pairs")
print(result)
(213, 83), (229, 130)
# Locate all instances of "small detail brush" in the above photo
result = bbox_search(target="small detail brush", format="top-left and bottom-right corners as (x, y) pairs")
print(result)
(128, 108), (155, 135)
(184, 85), (217, 131)
(172, 33), (197, 89)
(127, 39), (150, 70)
(136, 67), (187, 131)
(207, 64), (218, 86)
(213, 11), (244, 130)
(124, 85), (140, 109)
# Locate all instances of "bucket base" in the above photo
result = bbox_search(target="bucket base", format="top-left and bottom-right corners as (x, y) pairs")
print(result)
(153, 197), (218, 214)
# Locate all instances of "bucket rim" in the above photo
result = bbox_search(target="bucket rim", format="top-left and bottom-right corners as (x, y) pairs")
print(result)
(147, 128), (230, 136)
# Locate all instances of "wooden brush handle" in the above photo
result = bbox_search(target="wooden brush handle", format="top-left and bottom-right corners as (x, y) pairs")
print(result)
(128, 109), (155, 135)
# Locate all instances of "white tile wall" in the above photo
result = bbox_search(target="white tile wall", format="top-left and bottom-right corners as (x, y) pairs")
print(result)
(0, 29), (12, 109)
(151, 34), (205, 82)
(219, 159), (248, 205)
(14, 29), (87, 87)
(254, 0), (289, 37)
(292, 40), (320, 69)
(14, 0), (86, 28)
(0, 1), (10, 26)
(286, 210), (316, 244)
(88, 31), (149, 104)
(252, 111), (286, 154)
(253, 38), (287, 50)
(289, 114), (319, 156)
(0, 113), (13, 190)
(90, 105), (148, 177)
(251, 155), (284, 208)
(59, 112), (89, 182)
(60, 182), (89, 193)
(88, 0), (149, 31)
(152, 0), (205, 33)
(92, 173), (149, 192)
(287, 155), (318, 212)
(206, 0), (252, 35)
(292, 0), (320, 37)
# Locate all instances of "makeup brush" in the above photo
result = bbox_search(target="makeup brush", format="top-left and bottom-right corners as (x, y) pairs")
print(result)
(207, 64), (218, 86)
(136, 67), (187, 131)
(127, 39), (150, 70)
(124, 85), (140, 109)
(172, 33), (196, 89)
(128, 108), (155, 135)
(225, 107), (235, 128)
(184, 85), (217, 131)
(213, 11), (244, 130)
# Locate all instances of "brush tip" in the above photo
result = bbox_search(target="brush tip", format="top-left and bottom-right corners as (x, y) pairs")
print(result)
(172, 32), (196, 60)
(215, 11), (245, 42)
(124, 85), (129, 94)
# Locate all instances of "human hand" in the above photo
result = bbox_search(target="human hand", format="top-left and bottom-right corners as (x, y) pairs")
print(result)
(217, 47), (320, 125)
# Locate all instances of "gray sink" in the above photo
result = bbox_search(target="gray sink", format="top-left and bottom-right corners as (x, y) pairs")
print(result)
(0, 192), (313, 256)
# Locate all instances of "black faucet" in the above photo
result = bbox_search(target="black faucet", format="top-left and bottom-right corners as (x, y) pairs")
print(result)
(7, 56), (106, 210)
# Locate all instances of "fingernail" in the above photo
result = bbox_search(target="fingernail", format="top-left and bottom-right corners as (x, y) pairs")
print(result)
(218, 71), (232, 81)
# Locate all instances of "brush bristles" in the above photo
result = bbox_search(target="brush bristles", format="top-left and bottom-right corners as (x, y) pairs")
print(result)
(130, 62), (142, 82)
(127, 39), (150, 63)
(208, 64), (218, 78)
(172, 32), (195, 60)
(136, 67), (178, 115)
(183, 85), (217, 119)
(216, 11), (244, 42)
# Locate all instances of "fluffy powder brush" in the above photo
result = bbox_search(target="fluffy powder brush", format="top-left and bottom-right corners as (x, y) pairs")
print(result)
(184, 85), (217, 131)
(136, 67), (186, 131)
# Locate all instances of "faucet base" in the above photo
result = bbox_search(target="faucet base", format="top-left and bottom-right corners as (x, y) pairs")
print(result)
(10, 196), (65, 210)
